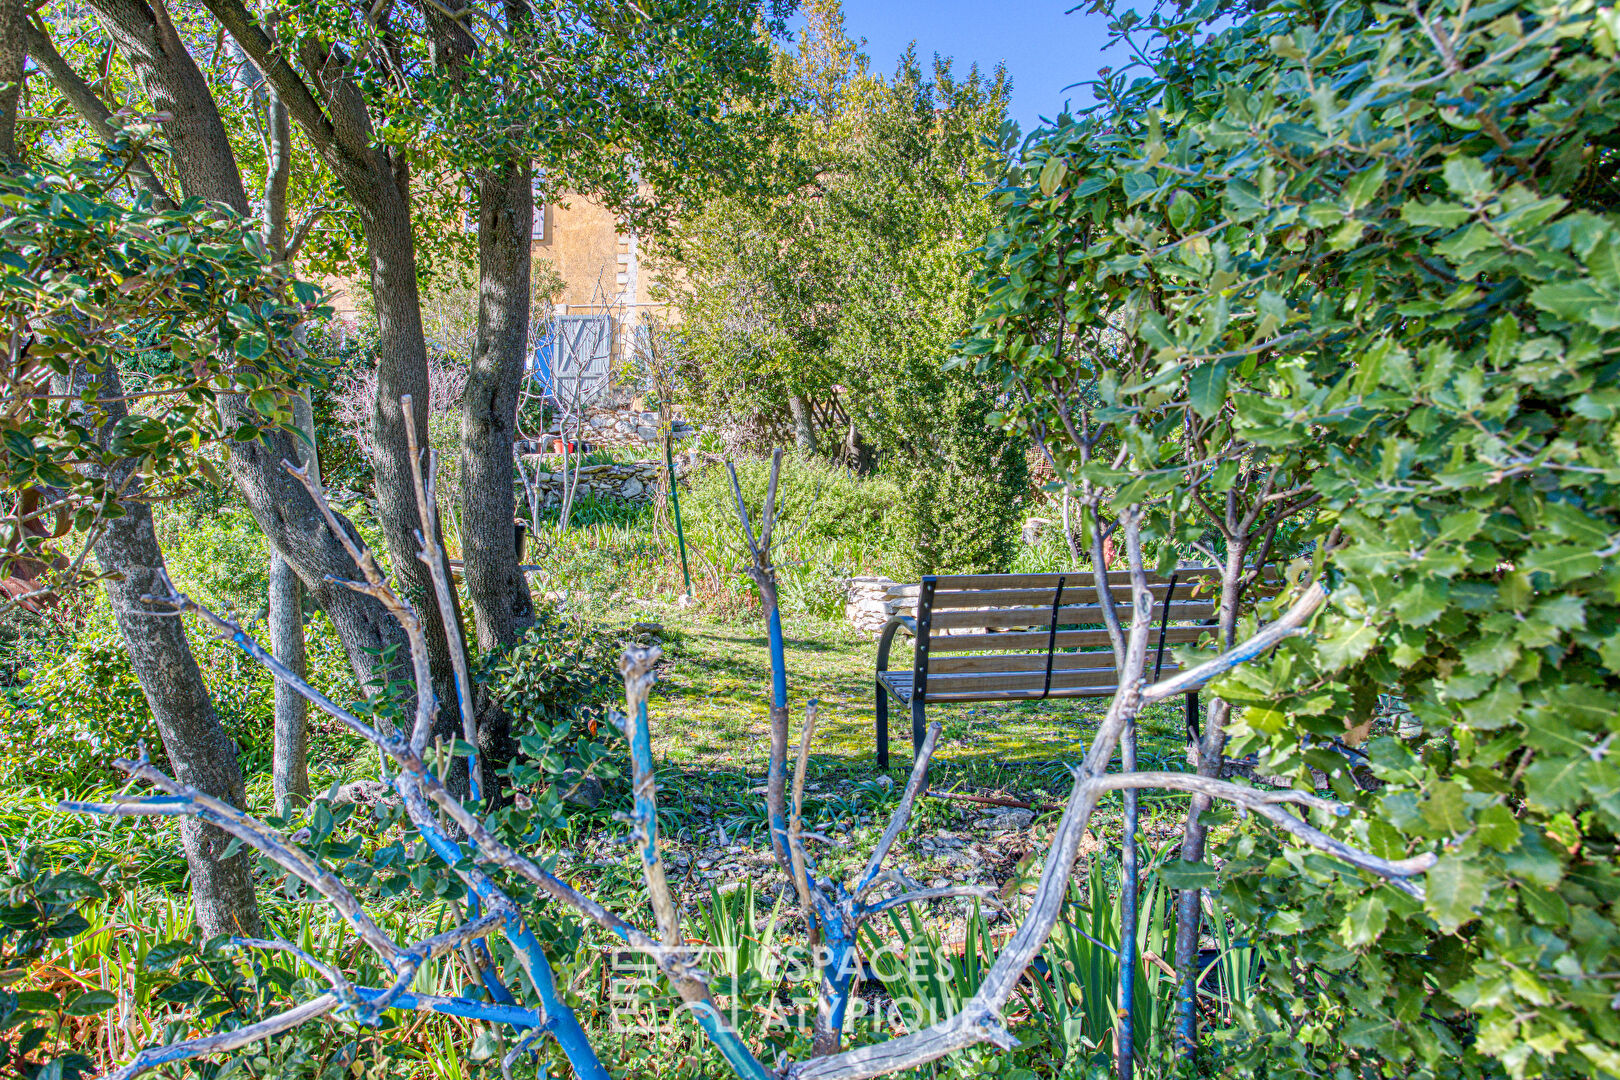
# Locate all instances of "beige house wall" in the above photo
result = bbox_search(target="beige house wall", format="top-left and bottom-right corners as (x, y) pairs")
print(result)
(534, 194), (667, 320)
(311, 191), (670, 337)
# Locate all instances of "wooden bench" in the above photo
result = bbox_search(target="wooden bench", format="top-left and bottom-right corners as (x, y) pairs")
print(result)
(874, 569), (1226, 769)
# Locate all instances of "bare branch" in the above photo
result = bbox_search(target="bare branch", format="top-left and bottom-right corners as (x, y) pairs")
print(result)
(1140, 580), (1328, 704)
(789, 700), (820, 947)
(860, 884), (1002, 918)
(854, 722), (942, 899)
(101, 993), (342, 1080)
(401, 395), (479, 779)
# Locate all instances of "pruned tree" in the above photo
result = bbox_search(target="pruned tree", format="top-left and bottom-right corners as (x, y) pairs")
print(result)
(22, 0), (792, 803)
(66, 416), (1431, 1078)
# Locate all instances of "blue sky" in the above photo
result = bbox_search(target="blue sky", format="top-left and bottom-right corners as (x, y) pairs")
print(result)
(829, 0), (1121, 136)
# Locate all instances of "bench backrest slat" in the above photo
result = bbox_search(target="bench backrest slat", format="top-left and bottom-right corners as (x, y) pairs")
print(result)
(928, 599), (1216, 632)
(924, 665), (1182, 695)
(925, 625), (1210, 654)
(929, 582), (1205, 610)
(931, 650), (1121, 675)
(924, 569), (1223, 590)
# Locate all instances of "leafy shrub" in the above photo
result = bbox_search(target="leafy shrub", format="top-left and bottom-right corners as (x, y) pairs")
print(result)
(883, 380), (1028, 579)
(1, 595), (357, 793)
(967, 0), (1620, 1075)
(481, 609), (647, 825)
(483, 608), (630, 737)
(1, 621), (152, 793)
(0, 855), (109, 1080)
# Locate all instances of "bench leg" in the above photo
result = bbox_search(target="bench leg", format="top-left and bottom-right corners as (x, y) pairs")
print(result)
(1185, 690), (1200, 745)
(876, 679), (890, 771)
(911, 696), (927, 762)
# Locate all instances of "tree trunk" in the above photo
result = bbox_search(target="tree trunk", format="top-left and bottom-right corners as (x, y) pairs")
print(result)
(359, 159), (468, 791)
(270, 396), (317, 814)
(0, 0), (24, 164)
(1171, 541), (1247, 1054)
(91, 0), (465, 790)
(789, 393), (818, 455)
(63, 364), (261, 939)
(87, 0), (251, 216)
(461, 156), (534, 653)
(460, 157), (535, 797)
(20, 19), (172, 206)
(77, 0), (414, 703)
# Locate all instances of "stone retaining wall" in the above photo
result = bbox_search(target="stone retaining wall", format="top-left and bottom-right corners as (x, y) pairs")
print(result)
(845, 576), (908, 637)
(578, 405), (697, 449)
(519, 459), (670, 504)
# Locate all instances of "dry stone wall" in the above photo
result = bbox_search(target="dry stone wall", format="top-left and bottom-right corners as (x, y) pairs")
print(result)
(845, 576), (910, 637)
(572, 404), (697, 450)
(519, 459), (669, 504)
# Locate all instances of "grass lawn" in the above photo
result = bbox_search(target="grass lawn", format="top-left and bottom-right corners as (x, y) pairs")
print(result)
(554, 592), (1206, 941)
(647, 600), (1195, 794)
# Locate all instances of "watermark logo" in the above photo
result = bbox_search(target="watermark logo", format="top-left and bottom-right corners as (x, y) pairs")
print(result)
(607, 941), (966, 1036)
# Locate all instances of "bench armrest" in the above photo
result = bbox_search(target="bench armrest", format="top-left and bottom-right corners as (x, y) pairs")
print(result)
(875, 615), (917, 673)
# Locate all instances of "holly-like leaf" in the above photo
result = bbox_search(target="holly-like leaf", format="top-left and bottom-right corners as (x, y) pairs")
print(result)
(64, 990), (117, 1017)
(1424, 855), (1488, 932)
(1159, 860), (1219, 890)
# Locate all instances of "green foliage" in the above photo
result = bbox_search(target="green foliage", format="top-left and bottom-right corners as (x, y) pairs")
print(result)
(662, 0), (1027, 573)
(1, 621), (153, 793)
(1, 495), (362, 791)
(859, 901), (1017, 1078)
(679, 454), (913, 610)
(482, 609), (643, 827)
(966, 0), (1620, 1075)
(0, 854), (107, 1080)
(1026, 859), (1180, 1076)
(886, 380), (1029, 578)
(294, 0), (788, 279)
(0, 140), (328, 589)
(483, 608), (629, 738)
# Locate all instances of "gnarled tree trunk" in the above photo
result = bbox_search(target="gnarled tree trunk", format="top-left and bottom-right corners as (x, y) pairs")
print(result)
(0, 0), (24, 164)
(65, 364), (261, 939)
(461, 157), (535, 655)
(459, 157), (536, 797)
(68, 0), (415, 701)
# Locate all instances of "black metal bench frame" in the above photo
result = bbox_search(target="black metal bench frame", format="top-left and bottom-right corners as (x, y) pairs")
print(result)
(874, 572), (1209, 769)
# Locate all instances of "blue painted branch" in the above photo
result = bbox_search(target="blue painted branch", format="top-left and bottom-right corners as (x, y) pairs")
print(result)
(620, 646), (679, 945)
(1117, 550), (1151, 1080)
(617, 645), (774, 1077)
(393, 774), (613, 1079)
(148, 582), (382, 745)
(353, 986), (548, 1028)
(815, 924), (858, 1056)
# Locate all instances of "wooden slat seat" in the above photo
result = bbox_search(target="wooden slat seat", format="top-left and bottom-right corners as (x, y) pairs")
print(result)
(873, 568), (1247, 768)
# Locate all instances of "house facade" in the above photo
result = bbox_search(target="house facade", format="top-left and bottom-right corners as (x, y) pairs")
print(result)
(317, 192), (667, 342)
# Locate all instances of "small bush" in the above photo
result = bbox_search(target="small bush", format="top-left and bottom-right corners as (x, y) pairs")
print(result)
(482, 608), (629, 739)
(883, 381), (1028, 580)
(480, 609), (654, 827)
